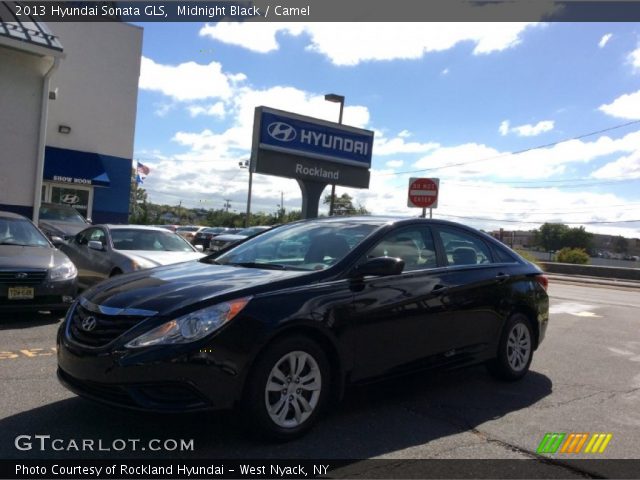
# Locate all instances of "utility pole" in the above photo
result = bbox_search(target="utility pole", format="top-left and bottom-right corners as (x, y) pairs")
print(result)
(280, 191), (284, 222)
(324, 94), (345, 216)
(223, 199), (231, 213)
(178, 200), (182, 222)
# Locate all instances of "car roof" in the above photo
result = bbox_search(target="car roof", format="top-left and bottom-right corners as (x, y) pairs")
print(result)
(0, 210), (29, 220)
(99, 225), (179, 232)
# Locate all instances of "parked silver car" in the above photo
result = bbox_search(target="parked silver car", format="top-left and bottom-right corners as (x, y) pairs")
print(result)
(60, 225), (205, 289)
(0, 211), (77, 313)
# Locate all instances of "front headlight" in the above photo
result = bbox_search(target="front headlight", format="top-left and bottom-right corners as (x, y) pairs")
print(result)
(131, 258), (157, 270)
(125, 297), (252, 348)
(49, 261), (77, 281)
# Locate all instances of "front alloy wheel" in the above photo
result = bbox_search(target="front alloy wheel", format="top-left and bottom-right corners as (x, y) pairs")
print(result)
(245, 336), (330, 440)
(265, 351), (322, 429)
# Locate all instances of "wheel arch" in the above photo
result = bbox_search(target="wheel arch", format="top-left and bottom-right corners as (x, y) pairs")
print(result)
(241, 323), (346, 406)
(508, 305), (540, 350)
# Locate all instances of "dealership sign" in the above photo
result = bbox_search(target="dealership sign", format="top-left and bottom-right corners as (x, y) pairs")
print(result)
(251, 106), (374, 189)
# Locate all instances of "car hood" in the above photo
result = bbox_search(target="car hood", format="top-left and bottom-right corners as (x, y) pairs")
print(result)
(83, 260), (309, 315)
(39, 220), (86, 237)
(118, 250), (205, 266)
(0, 245), (68, 269)
(213, 234), (247, 242)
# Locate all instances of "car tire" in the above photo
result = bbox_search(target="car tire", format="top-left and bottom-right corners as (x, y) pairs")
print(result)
(487, 313), (534, 381)
(243, 336), (330, 441)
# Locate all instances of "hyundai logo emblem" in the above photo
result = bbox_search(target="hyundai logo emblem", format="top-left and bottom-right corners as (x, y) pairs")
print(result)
(81, 316), (97, 332)
(267, 122), (297, 142)
(61, 194), (80, 205)
(15, 272), (28, 279)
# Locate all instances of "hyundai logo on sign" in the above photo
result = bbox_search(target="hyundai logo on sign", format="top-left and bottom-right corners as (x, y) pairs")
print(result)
(61, 194), (80, 205)
(268, 122), (297, 142)
(257, 108), (374, 169)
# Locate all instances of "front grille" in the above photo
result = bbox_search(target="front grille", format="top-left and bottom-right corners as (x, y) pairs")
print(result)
(0, 270), (47, 285)
(69, 304), (143, 347)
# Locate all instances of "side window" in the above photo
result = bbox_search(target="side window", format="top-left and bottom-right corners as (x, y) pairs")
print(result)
(365, 226), (437, 272)
(493, 246), (518, 263)
(437, 228), (492, 266)
(87, 228), (106, 246)
(75, 231), (88, 245)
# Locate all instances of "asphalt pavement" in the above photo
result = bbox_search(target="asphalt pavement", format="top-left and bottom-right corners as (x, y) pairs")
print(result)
(0, 281), (639, 478)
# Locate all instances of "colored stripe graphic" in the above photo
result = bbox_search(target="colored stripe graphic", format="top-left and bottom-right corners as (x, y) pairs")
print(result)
(537, 433), (566, 454)
(585, 433), (613, 453)
(539, 433), (613, 454)
(560, 433), (589, 453)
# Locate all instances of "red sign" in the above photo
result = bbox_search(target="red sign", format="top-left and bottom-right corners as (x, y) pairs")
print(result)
(407, 177), (439, 208)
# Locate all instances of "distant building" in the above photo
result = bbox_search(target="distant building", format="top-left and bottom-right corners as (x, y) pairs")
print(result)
(0, 11), (142, 223)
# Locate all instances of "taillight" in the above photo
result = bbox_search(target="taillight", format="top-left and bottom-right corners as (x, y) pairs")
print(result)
(535, 274), (548, 291)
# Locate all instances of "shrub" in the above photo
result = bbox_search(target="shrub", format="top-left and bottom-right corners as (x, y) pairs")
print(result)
(556, 247), (590, 265)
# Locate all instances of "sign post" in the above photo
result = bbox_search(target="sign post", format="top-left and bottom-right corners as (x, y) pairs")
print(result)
(407, 177), (439, 218)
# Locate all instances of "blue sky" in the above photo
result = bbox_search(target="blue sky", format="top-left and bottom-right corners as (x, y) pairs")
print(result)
(132, 22), (640, 237)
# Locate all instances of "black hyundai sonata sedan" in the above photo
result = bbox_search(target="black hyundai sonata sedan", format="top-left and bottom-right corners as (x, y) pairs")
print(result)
(57, 216), (549, 439)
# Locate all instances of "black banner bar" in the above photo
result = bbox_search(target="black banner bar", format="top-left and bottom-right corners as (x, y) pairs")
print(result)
(3, 459), (640, 479)
(3, 0), (640, 22)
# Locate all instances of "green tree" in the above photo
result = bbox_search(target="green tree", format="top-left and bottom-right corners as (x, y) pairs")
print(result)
(534, 223), (569, 251)
(613, 235), (628, 254)
(561, 226), (593, 251)
(323, 193), (369, 216)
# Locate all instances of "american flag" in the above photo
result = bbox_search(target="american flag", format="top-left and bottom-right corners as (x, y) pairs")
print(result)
(137, 162), (151, 175)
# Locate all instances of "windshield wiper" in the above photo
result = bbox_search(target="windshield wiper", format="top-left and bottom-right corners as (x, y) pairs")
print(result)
(227, 262), (287, 270)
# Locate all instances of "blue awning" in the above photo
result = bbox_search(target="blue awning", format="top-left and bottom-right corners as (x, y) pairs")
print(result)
(44, 146), (111, 187)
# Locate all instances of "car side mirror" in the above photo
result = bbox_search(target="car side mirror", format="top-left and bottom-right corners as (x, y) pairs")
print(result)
(195, 245), (204, 252)
(350, 257), (405, 278)
(88, 240), (104, 251)
(50, 236), (65, 247)
(86, 218), (92, 224)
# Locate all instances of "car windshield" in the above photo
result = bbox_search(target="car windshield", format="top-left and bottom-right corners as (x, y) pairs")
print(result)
(39, 205), (86, 224)
(215, 220), (380, 271)
(0, 217), (50, 247)
(177, 226), (199, 232)
(111, 229), (195, 252)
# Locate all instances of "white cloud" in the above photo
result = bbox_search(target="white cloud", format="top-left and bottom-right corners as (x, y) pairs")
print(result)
(411, 129), (640, 180)
(598, 33), (612, 48)
(629, 46), (640, 71)
(199, 23), (540, 66)
(374, 135), (439, 156)
(499, 119), (554, 137)
(591, 150), (640, 179)
(499, 120), (510, 136)
(385, 160), (404, 168)
(599, 90), (640, 120)
(188, 102), (226, 118)
(512, 120), (554, 137)
(441, 68), (450, 75)
(139, 56), (244, 101)
(199, 23), (305, 53)
(398, 130), (412, 138)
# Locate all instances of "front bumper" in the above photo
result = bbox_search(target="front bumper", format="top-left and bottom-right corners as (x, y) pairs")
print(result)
(0, 279), (76, 312)
(56, 318), (246, 412)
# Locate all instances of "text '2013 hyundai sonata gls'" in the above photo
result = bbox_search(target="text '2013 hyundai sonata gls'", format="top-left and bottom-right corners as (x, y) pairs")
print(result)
(57, 216), (549, 439)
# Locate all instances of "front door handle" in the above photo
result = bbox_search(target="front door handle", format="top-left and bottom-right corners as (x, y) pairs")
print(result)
(496, 272), (510, 283)
(432, 284), (449, 294)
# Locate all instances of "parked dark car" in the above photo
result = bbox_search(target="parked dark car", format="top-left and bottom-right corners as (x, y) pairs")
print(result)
(38, 203), (90, 241)
(60, 225), (205, 290)
(208, 225), (272, 252)
(57, 216), (548, 439)
(192, 227), (238, 250)
(1, 211), (77, 313)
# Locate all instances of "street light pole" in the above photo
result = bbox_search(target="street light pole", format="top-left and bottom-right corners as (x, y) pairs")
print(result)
(324, 93), (345, 216)
(239, 159), (252, 227)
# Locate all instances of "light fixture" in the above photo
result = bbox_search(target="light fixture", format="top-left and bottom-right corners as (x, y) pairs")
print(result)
(58, 125), (71, 134)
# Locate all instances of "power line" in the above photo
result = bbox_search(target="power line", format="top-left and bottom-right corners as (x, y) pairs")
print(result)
(376, 119), (640, 177)
(444, 178), (640, 189)
(438, 213), (640, 225)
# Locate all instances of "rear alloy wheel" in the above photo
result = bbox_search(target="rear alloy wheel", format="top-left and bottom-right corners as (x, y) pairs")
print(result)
(488, 313), (534, 381)
(245, 336), (330, 440)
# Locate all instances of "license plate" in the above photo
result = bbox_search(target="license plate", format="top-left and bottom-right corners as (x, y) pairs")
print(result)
(8, 286), (35, 300)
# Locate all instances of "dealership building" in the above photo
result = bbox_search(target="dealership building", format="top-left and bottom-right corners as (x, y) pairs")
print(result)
(0, 13), (142, 223)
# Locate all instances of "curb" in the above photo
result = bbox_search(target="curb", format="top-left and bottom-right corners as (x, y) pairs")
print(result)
(546, 273), (640, 289)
